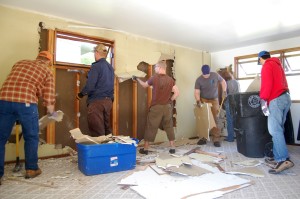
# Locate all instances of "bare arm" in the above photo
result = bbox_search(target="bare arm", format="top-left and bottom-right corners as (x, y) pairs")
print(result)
(171, 85), (179, 101)
(221, 79), (227, 93)
(136, 78), (149, 88)
(194, 89), (200, 102)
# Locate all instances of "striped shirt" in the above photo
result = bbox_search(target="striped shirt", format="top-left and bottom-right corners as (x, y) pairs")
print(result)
(0, 59), (55, 106)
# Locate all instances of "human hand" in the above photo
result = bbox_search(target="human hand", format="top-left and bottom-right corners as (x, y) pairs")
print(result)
(260, 99), (270, 116)
(76, 92), (84, 100)
(196, 100), (202, 107)
(132, 75), (137, 81)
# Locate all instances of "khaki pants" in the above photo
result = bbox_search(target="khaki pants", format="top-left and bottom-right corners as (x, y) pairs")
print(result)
(201, 98), (221, 142)
(144, 104), (175, 142)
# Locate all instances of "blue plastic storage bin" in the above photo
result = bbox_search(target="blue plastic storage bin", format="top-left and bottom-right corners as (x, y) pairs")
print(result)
(76, 142), (137, 175)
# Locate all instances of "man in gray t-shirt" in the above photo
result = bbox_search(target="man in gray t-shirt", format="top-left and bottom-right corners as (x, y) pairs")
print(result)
(194, 65), (227, 147)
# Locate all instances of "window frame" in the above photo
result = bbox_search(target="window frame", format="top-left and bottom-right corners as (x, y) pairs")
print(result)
(54, 29), (115, 69)
(234, 47), (300, 102)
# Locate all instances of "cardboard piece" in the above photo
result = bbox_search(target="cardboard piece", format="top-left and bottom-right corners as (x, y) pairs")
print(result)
(194, 103), (216, 140)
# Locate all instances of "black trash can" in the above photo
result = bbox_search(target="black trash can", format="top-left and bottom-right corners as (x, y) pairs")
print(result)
(228, 91), (272, 158)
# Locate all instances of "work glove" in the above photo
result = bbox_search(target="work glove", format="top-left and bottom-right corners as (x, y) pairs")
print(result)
(132, 75), (137, 81)
(76, 92), (84, 100)
(260, 99), (270, 116)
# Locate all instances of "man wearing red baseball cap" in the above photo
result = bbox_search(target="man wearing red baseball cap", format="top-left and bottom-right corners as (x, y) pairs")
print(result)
(0, 51), (56, 183)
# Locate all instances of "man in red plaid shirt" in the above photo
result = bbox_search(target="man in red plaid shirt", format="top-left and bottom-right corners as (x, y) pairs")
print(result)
(0, 51), (56, 183)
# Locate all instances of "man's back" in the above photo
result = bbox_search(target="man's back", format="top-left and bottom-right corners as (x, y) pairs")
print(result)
(0, 59), (54, 104)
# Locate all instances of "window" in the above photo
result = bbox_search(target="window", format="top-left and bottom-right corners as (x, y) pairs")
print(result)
(54, 30), (114, 68)
(235, 47), (300, 101)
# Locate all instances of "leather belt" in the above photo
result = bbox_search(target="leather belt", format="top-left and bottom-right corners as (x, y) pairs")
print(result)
(279, 91), (289, 97)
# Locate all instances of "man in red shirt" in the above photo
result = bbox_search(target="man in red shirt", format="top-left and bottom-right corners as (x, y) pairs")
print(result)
(258, 50), (294, 174)
(0, 51), (56, 183)
(133, 60), (179, 155)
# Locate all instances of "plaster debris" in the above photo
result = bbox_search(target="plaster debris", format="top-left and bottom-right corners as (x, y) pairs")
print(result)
(226, 167), (265, 178)
(118, 167), (252, 199)
(189, 153), (223, 163)
(155, 153), (192, 169)
(233, 159), (262, 167)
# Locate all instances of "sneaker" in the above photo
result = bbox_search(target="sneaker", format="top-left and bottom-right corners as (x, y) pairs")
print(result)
(169, 149), (176, 154)
(213, 141), (221, 147)
(139, 148), (148, 155)
(268, 159), (294, 174)
(25, 168), (42, 179)
(0, 177), (2, 185)
(197, 138), (207, 145)
(265, 157), (277, 168)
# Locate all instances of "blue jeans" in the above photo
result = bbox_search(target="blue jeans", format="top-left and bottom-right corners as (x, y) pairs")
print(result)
(225, 99), (234, 141)
(268, 93), (291, 162)
(0, 100), (39, 177)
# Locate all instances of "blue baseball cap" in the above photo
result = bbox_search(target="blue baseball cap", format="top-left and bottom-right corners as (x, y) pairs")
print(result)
(258, 51), (270, 65)
(201, 65), (210, 75)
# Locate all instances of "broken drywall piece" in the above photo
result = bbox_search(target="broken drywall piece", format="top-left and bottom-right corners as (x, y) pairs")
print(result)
(155, 153), (192, 169)
(226, 167), (265, 178)
(166, 164), (212, 176)
(246, 74), (260, 92)
(191, 159), (221, 173)
(136, 154), (157, 164)
(10, 110), (64, 135)
(69, 128), (112, 144)
(115, 69), (146, 83)
(149, 164), (168, 175)
(118, 167), (252, 199)
(194, 103), (216, 141)
(39, 110), (64, 130)
(158, 138), (199, 148)
(233, 159), (261, 167)
(113, 136), (137, 146)
(189, 153), (223, 163)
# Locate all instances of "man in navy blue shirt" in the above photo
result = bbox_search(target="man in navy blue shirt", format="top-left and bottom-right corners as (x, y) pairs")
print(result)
(77, 44), (114, 136)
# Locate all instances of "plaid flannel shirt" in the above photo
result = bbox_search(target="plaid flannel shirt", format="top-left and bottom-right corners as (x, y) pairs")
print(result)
(0, 59), (55, 106)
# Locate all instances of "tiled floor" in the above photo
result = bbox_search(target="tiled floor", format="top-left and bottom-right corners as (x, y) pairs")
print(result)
(1, 140), (299, 199)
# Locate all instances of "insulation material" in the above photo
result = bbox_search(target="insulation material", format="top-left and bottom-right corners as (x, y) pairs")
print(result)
(194, 103), (216, 140)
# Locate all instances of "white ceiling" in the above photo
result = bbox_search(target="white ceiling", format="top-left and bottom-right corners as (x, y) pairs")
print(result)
(1, 0), (300, 52)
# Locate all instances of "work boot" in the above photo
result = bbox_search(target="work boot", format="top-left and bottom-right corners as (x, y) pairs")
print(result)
(213, 141), (221, 147)
(197, 138), (207, 145)
(25, 168), (42, 179)
(139, 148), (148, 155)
(169, 149), (176, 154)
(269, 159), (294, 174)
